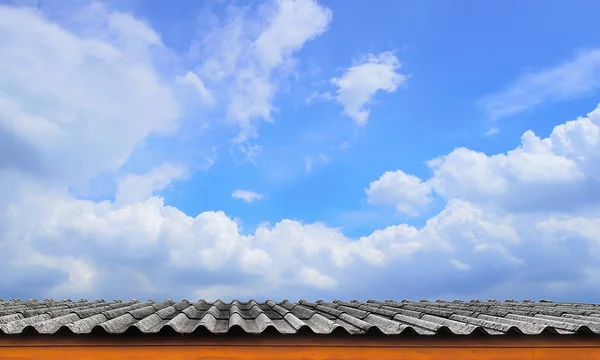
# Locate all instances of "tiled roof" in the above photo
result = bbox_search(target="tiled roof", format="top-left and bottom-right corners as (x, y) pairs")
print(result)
(1, 298), (600, 336)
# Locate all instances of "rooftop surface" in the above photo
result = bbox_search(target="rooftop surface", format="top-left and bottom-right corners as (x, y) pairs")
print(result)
(1, 299), (600, 336)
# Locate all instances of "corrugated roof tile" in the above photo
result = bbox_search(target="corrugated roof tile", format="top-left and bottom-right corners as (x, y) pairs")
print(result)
(1, 299), (600, 336)
(30, 313), (81, 334)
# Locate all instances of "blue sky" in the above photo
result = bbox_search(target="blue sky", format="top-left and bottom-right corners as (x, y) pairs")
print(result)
(1, 0), (600, 302)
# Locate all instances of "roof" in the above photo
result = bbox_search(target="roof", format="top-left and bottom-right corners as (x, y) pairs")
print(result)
(1, 298), (600, 336)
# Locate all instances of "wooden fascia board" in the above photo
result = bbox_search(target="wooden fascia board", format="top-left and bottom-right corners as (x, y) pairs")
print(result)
(1, 334), (600, 347)
(2, 335), (600, 360)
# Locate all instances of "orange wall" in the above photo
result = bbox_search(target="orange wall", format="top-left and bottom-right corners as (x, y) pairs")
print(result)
(1, 336), (600, 360)
(2, 345), (600, 360)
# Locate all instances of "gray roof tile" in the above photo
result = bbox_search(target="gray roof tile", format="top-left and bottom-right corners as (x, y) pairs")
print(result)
(1, 298), (600, 336)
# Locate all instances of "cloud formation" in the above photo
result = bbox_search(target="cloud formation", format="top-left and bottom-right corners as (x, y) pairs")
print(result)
(1, 1), (600, 304)
(366, 170), (433, 216)
(190, 0), (332, 142)
(428, 107), (600, 213)
(0, 3), (180, 186)
(115, 163), (188, 206)
(3, 103), (600, 301)
(331, 51), (408, 125)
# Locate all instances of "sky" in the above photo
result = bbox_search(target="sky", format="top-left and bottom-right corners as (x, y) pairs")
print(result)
(1, 0), (600, 303)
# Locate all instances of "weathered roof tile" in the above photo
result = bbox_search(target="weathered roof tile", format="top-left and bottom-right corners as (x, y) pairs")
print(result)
(1, 299), (599, 336)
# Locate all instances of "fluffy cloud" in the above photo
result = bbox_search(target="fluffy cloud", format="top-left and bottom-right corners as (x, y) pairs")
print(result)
(115, 163), (188, 206)
(481, 49), (600, 120)
(368, 104), (600, 220)
(366, 170), (433, 215)
(8, 171), (590, 301)
(0, 4), (180, 187)
(428, 105), (600, 213)
(1, 183), (525, 300)
(331, 52), (408, 125)
(231, 189), (263, 203)
(2, 162), (599, 301)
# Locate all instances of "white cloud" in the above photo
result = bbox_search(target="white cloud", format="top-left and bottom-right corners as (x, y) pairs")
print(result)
(191, 0), (332, 142)
(115, 163), (187, 206)
(481, 49), (600, 120)
(299, 268), (337, 289)
(427, 105), (600, 213)
(366, 170), (433, 215)
(253, 0), (332, 69)
(231, 189), (263, 203)
(535, 215), (600, 260)
(332, 51), (408, 125)
(0, 3), (180, 186)
(2, 133), (599, 300)
(240, 248), (274, 274)
(1, 184), (533, 300)
(175, 71), (215, 105)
